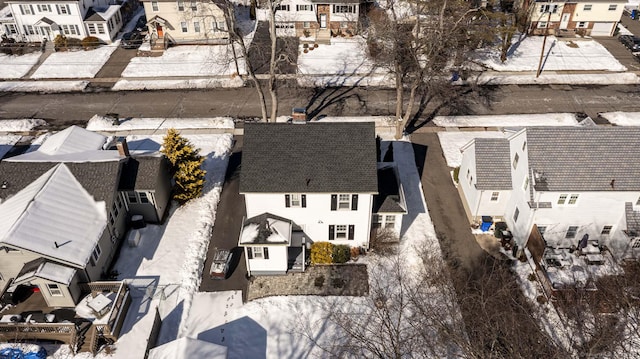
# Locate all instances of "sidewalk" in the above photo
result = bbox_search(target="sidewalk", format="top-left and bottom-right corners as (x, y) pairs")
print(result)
(21, 40), (55, 79)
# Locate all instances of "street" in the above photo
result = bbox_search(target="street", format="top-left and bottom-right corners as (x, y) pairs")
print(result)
(1, 84), (640, 127)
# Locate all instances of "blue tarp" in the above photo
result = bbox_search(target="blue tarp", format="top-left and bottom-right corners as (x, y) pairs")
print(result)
(0, 347), (47, 359)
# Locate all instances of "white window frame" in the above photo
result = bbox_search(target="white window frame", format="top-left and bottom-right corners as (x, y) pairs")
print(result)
(5, 24), (17, 35)
(491, 192), (499, 201)
(522, 141), (527, 151)
(21, 4), (34, 15)
(577, 22), (588, 29)
(568, 194), (579, 205)
(633, 239), (640, 249)
(333, 5), (355, 13)
(98, 23), (106, 34)
(338, 194), (351, 210)
(37, 4), (52, 12)
(190, 0), (197, 10)
(372, 214), (383, 228)
(384, 215), (395, 229)
(303, 21), (310, 28)
(253, 246), (264, 258)
(290, 193), (301, 207)
(177, 0), (184, 11)
(608, 4), (617, 11)
(601, 225), (612, 235)
(56, 4), (70, 14)
(181, 21), (188, 32)
(513, 207), (520, 222)
(47, 283), (63, 297)
(152, 1), (159, 11)
(537, 21), (548, 29)
(523, 177), (529, 190)
(583, 4), (592, 11)
(334, 225), (348, 239)
(565, 226), (578, 239)
(512, 153), (519, 169)
(194, 21), (200, 32)
(276, 4), (290, 11)
(557, 194), (567, 205)
(297, 4), (312, 11)
(540, 4), (558, 13)
(92, 244), (102, 262)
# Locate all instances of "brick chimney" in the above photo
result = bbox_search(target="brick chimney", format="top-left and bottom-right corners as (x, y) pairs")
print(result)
(116, 139), (130, 157)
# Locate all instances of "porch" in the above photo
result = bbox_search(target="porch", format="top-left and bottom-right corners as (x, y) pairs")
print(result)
(0, 281), (131, 355)
(287, 231), (310, 273)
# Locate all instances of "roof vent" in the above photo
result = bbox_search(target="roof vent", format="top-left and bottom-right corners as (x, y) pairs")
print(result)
(1, 181), (7, 189)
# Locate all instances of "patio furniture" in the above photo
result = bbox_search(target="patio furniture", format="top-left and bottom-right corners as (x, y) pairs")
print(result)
(87, 294), (113, 317)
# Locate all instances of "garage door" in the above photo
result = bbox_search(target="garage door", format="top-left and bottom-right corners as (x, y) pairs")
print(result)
(591, 22), (615, 36)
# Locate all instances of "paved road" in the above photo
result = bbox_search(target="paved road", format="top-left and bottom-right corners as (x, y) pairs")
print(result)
(1, 85), (640, 126)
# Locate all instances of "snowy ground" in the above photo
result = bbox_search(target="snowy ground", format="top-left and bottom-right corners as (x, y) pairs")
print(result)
(471, 72), (640, 85)
(599, 111), (640, 125)
(30, 45), (118, 79)
(475, 35), (627, 72)
(0, 80), (88, 92)
(438, 131), (509, 168)
(0, 119), (47, 132)
(297, 37), (383, 76)
(86, 115), (234, 132)
(433, 113), (578, 128)
(0, 53), (41, 79)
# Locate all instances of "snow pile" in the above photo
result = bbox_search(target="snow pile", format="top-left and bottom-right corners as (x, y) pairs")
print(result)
(122, 45), (246, 77)
(0, 53), (41, 79)
(433, 113), (578, 127)
(599, 111), (640, 126)
(0, 119), (47, 132)
(30, 45), (118, 79)
(475, 35), (627, 72)
(0, 81), (88, 92)
(473, 72), (640, 85)
(86, 115), (235, 131)
(112, 77), (244, 90)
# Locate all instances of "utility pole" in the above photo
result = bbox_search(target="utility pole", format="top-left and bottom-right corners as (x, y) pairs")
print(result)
(536, 5), (554, 78)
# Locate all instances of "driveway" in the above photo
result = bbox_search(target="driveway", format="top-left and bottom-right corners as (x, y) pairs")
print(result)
(247, 21), (299, 74)
(594, 36), (640, 71)
(199, 137), (249, 301)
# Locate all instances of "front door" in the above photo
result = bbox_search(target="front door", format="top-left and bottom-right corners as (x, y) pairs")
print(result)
(560, 13), (570, 29)
(320, 14), (327, 28)
(156, 24), (164, 37)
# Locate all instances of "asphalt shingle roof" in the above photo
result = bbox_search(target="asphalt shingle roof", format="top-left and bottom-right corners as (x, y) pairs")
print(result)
(474, 138), (513, 190)
(119, 155), (168, 191)
(373, 166), (406, 213)
(240, 122), (378, 193)
(527, 127), (640, 191)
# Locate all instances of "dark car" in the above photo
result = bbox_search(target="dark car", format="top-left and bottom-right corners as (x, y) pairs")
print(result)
(620, 35), (640, 52)
(135, 15), (148, 33)
(121, 31), (144, 49)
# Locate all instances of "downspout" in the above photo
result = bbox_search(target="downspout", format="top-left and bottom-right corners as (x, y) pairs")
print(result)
(474, 189), (484, 222)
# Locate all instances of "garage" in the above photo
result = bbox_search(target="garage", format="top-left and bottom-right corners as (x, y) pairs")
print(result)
(591, 22), (616, 36)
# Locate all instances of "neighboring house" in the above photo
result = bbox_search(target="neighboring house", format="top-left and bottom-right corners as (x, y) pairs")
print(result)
(0, 126), (171, 307)
(528, 0), (625, 36)
(3, 0), (125, 43)
(273, 0), (361, 41)
(372, 163), (407, 237)
(142, 0), (228, 47)
(238, 122), (379, 275)
(458, 127), (640, 260)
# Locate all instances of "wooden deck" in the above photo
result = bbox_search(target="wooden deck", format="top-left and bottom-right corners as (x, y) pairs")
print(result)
(0, 281), (131, 355)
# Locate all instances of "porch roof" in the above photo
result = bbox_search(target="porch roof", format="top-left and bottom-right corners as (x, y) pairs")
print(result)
(34, 17), (55, 26)
(373, 164), (406, 214)
(14, 259), (76, 286)
(240, 213), (292, 245)
(147, 15), (174, 30)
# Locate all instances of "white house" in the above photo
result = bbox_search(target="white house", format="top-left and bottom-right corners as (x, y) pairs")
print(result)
(238, 122), (379, 276)
(274, 0), (361, 41)
(4, 0), (124, 43)
(458, 126), (640, 260)
(528, 0), (626, 36)
(142, 0), (228, 48)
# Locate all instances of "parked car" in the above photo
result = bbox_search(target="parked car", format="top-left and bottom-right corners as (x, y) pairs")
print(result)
(620, 34), (640, 52)
(121, 31), (144, 49)
(209, 248), (232, 280)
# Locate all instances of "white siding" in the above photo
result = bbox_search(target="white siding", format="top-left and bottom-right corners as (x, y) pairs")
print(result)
(503, 130), (534, 247)
(245, 245), (288, 275)
(142, 0), (227, 43)
(244, 192), (373, 248)
(459, 141), (481, 220)
(572, 3), (624, 23)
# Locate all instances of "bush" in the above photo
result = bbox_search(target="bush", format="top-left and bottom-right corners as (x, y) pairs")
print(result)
(54, 35), (82, 51)
(311, 242), (334, 264)
(66, 37), (82, 48)
(333, 245), (350, 264)
(54, 35), (67, 50)
(82, 36), (101, 49)
(453, 167), (460, 183)
(370, 228), (398, 255)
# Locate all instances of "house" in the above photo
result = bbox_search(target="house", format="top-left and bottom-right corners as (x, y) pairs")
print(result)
(141, 0), (228, 48)
(3, 0), (126, 43)
(528, 0), (625, 36)
(274, 0), (362, 41)
(372, 163), (407, 237)
(0, 126), (171, 307)
(458, 127), (640, 259)
(238, 122), (380, 276)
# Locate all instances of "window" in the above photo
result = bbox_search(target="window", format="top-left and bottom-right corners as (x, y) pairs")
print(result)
(56, 4), (70, 14)
(512, 153), (519, 169)
(127, 191), (137, 203)
(568, 194), (579, 204)
(565, 226), (578, 239)
(601, 226), (612, 235)
(98, 23), (106, 34)
(557, 194), (567, 205)
(5, 24), (17, 35)
(537, 21), (548, 29)
(384, 215), (395, 229)
(290, 194), (301, 207)
(539, 4), (558, 13)
(583, 4), (592, 11)
(372, 214), (382, 228)
(469, 176), (473, 185)
(577, 21), (588, 28)
(522, 141), (527, 151)
(178, 0), (184, 11)
(523, 177), (529, 190)
(194, 21), (200, 32)
(87, 23), (96, 35)
(276, 4), (290, 11)
(285, 194), (306, 208)
(37, 4), (51, 12)
(329, 224), (355, 240)
(466, 169), (470, 179)
(303, 21), (310, 28)
(47, 284), (63, 297)
(513, 207), (520, 222)
(491, 192), (499, 201)
(608, 4), (617, 11)
(331, 194), (358, 211)
(537, 226), (547, 236)
(253, 246), (263, 258)
(117, 195), (122, 209)
(92, 244), (102, 262)
(333, 5), (355, 13)
(20, 5), (34, 15)
(181, 21), (188, 32)
(23, 25), (35, 35)
(633, 239), (640, 249)
(338, 194), (350, 209)
(190, 1), (197, 10)
(152, 1), (159, 11)
(637, 196), (640, 206)
(218, 21), (226, 31)
(296, 4), (312, 11)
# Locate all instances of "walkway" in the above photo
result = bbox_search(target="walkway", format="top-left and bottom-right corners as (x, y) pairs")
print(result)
(21, 41), (54, 79)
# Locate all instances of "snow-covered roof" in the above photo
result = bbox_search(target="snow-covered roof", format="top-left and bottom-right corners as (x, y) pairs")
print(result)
(85, 5), (122, 21)
(14, 261), (77, 285)
(240, 213), (292, 245)
(0, 164), (106, 267)
(148, 338), (227, 359)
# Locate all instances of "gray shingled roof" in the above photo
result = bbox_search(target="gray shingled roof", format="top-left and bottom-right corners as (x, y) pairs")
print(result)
(119, 155), (169, 191)
(527, 127), (640, 191)
(474, 138), (513, 190)
(373, 166), (406, 213)
(626, 202), (640, 233)
(0, 161), (123, 207)
(240, 123), (378, 193)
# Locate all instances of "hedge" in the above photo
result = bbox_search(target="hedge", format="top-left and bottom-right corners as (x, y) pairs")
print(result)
(310, 242), (334, 264)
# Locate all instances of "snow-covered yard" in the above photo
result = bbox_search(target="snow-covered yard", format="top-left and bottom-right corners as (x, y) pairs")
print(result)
(475, 35), (627, 72)
(433, 113), (578, 128)
(0, 53), (41, 79)
(30, 45), (118, 79)
(599, 111), (640, 126)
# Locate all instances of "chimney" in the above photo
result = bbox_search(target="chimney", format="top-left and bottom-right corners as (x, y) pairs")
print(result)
(116, 139), (130, 157)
